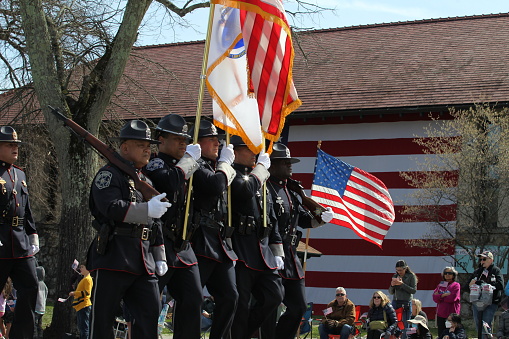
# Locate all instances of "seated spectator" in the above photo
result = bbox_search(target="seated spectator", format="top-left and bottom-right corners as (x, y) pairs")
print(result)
(367, 291), (398, 339)
(318, 287), (356, 339)
(407, 315), (431, 339)
(497, 309), (509, 339)
(201, 296), (215, 332)
(411, 299), (428, 321)
(439, 313), (465, 339)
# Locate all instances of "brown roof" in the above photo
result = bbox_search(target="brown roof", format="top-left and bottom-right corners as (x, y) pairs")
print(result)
(2, 13), (509, 122)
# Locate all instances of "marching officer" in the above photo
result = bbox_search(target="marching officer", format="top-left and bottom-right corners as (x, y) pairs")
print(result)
(229, 136), (284, 339)
(0, 126), (39, 339)
(262, 142), (334, 339)
(143, 114), (203, 339)
(87, 120), (170, 339)
(190, 121), (238, 339)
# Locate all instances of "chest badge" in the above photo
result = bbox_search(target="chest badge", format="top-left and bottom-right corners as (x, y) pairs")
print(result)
(0, 178), (6, 194)
(275, 196), (285, 215)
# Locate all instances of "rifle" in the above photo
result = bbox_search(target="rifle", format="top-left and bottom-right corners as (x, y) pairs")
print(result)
(48, 105), (162, 202)
(286, 177), (326, 223)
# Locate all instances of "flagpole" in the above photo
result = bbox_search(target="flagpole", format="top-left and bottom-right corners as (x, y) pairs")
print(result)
(302, 140), (322, 273)
(226, 132), (232, 231)
(182, 2), (216, 241)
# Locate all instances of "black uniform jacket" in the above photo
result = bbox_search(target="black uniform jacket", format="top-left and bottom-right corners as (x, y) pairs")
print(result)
(230, 163), (281, 271)
(0, 163), (36, 259)
(267, 176), (314, 279)
(191, 157), (237, 262)
(88, 163), (164, 275)
(144, 152), (197, 267)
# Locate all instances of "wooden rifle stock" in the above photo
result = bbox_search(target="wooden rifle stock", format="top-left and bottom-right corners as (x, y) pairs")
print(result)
(286, 178), (326, 222)
(48, 105), (162, 202)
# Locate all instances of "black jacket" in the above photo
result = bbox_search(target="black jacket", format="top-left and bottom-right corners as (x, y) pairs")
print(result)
(0, 163), (36, 259)
(144, 152), (198, 267)
(439, 326), (466, 339)
(230, 163), (282, 270)
(88, 163), (164, 275)
(267, 176), (315, 279)
(368, 303), (398, 333)
(468, 263), (505, 304)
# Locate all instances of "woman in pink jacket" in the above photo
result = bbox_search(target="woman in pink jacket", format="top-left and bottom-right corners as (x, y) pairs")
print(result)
(433, 267), (461, 337)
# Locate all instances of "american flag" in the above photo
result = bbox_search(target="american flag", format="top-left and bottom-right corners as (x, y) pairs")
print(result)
(286, 117), (455, 318)
(208, 0), (301, 152)
(311, 148), (395, 247)
(323, 307), (333, 316)
(71, 259), (79, 272)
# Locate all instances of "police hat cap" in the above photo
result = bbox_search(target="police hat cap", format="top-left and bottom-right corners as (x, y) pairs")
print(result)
(154, 114), (191, 138)
(0, 126), (22, 143)
(117, 120), (159, 144)
(230, 135), (247, 147)
(270, 143), (300, 164)
(190, 120), (225, 139)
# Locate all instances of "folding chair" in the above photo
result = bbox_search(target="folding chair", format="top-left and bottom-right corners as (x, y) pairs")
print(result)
(299, 302), (313, 338)
(391, 307), (405, 339)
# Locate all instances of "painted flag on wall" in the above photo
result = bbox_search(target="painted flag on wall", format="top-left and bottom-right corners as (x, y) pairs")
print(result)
(311, 148), (395, 247)
(207, 0), (301, 153)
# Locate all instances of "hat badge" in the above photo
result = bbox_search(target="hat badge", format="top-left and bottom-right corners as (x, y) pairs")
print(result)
(182, 125), (188, 133)
(211, 125), (217, 134)
(285, 148), (291, 157)
(12, 131), (17, 140)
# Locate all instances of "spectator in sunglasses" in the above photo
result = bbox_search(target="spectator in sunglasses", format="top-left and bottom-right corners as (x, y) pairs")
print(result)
(467, 251), (504, 335)
(366, 291), (397, 339)
(318, 287), (356, 339)
(433, 267), (460, 336)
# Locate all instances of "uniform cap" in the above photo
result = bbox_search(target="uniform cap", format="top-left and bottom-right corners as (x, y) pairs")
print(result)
(117, 120), (159, 144)
(270, 143), (300, 164)
(190, 120), (225, 139)
(0, 126), (22, 143)
(154, 114), (191, 138)
(230, 135), (247, 147)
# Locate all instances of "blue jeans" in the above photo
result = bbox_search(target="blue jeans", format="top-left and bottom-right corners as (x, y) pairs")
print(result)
(77, 305), (91, 339)
(318, 323), (352, 339)
(473, 303), (498, 333)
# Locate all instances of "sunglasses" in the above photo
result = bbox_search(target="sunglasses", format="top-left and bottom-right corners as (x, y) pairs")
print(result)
(480, 258), (488, 262)
(336, 293), (345, 297)
(373, 296), (382, 299)
(444, 272), (454, 275)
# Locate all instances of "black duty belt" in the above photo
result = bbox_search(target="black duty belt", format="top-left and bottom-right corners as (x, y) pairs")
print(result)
(0, 216), (24, 227)
(113, 225), (151, 241)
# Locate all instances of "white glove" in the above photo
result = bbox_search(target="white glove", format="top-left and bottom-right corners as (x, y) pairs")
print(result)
(147, 193), (172, 218)
(257, 152), (271, 169)
(29, 245), (40, 256)
(185, 144), (202, 161)
(275, 256), (285, 270)
(155, 261), (168, 276)
(321, 207), (334, 223)
(218, 144), (235, 165)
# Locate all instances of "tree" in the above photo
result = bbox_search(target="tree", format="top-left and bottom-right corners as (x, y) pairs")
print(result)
(1, 0), (333, 336)
(401, 104), (509, 273)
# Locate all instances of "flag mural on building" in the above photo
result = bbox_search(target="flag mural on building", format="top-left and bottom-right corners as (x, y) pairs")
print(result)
(311, 148), (395, 248)
(206, 0), (301, 153)
(286, 116), (456, 317)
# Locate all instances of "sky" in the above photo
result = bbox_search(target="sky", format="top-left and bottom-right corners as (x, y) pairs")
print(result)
(136, 0), (508, 46)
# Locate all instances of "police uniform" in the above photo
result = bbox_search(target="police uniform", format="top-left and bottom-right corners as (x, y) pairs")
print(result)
(190, 121), (238, 339)
(0, 126), (39, 339)
(87, 120), (166, 339)
(143, 114), (202, 339)
(229, 136), (284, 339)
(262, 143), (325, 339)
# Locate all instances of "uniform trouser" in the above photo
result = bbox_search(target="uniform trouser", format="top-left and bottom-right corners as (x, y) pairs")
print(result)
(89, 270), (160, 339)
(0, 257), (37, 339)
(231, 262), (284, 339)
(158, 264), (202, 339)
(198, 256), (238, 339)
(260, 277), (307, 339)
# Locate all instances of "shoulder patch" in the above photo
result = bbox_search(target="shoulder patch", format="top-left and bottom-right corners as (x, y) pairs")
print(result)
(146, 158), (164, 171)
(95, 171), (112, 190)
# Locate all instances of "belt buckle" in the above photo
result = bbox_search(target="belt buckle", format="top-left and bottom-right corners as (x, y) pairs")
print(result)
(11, 216), (18, 227)
(141, 227), (150, 241)
(291, 234), (297, 246)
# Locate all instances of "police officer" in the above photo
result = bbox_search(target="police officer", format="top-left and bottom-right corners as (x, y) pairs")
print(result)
(88, 120), (170, 339)
(229, 136), (284, 339)
(190, 121), (237, 339)
(262, 142), (334, 339)
(0, 126), (39, 339)
(144, 114), (203, 339)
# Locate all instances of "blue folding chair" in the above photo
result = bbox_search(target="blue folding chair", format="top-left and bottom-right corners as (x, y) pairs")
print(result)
(300, 302), (313, 338)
